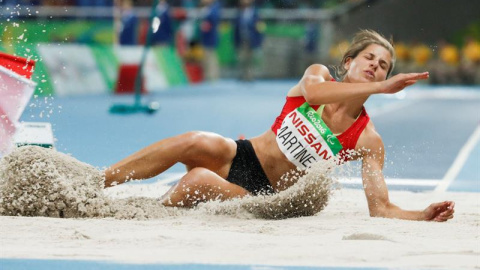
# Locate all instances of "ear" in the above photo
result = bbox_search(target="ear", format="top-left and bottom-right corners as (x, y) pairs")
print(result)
(344, 57), (352, 71)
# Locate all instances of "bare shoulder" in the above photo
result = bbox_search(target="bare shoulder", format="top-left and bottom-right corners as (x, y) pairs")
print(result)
(304, 64), (333, 78)
(356, 121), (385, 157)
(288, 64), (333, 96)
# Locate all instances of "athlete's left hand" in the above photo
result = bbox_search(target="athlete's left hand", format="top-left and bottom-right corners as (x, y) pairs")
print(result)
(378, 72), (429, 94)
(423, 201), (455, 222)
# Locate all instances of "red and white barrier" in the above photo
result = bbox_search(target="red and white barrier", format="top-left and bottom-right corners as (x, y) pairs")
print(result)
(0, 65), (37, 155)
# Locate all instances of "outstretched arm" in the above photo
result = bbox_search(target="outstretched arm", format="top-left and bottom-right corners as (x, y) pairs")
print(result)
(359, 127), (455, 222)
(298, 64), (429, 105)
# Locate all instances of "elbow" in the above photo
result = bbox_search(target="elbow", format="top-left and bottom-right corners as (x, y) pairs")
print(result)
(368, 208), (384, 218)
(368, 201), (391, 218)
(303, 89), (316, 105)
(369, 210), (385, 218)
(301, 77), (322, 105)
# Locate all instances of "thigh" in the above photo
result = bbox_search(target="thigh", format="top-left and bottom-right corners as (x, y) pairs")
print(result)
(182, 131), (237, 178)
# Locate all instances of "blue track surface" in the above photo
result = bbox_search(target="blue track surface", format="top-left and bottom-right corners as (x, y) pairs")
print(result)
(0, 259), (430, 270)
(448, 135), (480, 192)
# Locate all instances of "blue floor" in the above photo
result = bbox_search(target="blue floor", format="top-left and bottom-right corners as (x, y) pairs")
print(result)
(0, 259), (429, 270)
(448, 134), (480, 192)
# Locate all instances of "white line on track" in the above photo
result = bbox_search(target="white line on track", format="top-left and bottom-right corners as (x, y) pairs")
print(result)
(338, 177), (440, 187)
(435, 124), (480, 193)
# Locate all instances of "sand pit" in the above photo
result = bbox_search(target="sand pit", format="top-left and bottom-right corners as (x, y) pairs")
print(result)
(0, 188), (478, 269)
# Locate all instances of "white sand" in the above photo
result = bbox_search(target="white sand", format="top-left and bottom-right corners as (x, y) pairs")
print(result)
(0, 146), (479, 269)
(1, 189), (478, 269)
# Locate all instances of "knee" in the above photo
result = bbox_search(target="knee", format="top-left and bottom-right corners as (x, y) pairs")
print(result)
(179, 167), (211, 188)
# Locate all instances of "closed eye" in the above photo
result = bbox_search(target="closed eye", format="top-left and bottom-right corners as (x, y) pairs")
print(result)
(365, 53), (374, 60)
(365, 52), (389, 70)
(379, 60), (388, 70)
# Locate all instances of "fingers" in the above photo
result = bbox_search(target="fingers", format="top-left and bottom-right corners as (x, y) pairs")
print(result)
(406, 72), (429, 80)
(439, 201), (455, 211)
(395, 72), (429, 84)
(433, 211), (454, 222)
(432, 201), (455, 222)
(447, 201), (455, 210)
(434, 213), (454, 222)
(430, 201), (448, 210)
(404, 80), (417, 87)
(387, 72), (428, 92)
(440, 207), (455, 219)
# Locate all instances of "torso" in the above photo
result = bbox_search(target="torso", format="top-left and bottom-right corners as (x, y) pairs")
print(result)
(250, 130), (297, 191)
(251, 83), (371, 191)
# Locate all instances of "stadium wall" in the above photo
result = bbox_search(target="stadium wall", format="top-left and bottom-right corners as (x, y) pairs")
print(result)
(1, 43), (188, 96)
(332, 0), (480, 45)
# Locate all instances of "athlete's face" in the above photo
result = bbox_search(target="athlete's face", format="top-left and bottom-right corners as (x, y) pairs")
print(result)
(344, 44), (392, 83)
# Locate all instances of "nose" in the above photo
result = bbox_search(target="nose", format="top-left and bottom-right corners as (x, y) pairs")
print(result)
(369, 61), (378, 70)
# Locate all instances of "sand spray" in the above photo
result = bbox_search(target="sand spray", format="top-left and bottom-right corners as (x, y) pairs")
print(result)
(0, 146), (351, 220)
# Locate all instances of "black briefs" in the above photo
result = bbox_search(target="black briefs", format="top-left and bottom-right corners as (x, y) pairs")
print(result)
(226, 140), (274, 195)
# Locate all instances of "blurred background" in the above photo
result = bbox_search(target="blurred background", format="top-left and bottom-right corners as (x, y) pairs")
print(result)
(0, 0), (479, 97)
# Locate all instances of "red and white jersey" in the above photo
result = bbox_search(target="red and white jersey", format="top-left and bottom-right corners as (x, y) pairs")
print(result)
(271, 95), (370, 168)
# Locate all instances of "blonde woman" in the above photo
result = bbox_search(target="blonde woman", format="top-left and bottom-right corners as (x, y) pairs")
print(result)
(105, 30), (454, 222)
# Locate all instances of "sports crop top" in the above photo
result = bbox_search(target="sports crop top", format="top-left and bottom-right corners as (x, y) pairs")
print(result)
(271, 95), (370, 168)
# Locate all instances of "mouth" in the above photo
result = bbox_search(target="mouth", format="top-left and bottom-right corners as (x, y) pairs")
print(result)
(364, 70), (375, 79)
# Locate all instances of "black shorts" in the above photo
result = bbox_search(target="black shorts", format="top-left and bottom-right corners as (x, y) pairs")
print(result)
(226, 140), (274, 196)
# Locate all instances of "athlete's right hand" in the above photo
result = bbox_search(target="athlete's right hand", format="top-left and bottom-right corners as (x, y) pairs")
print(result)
(377, 72), (429, 94)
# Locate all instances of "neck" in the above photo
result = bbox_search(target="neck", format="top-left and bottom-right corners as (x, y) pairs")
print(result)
(328, 97), (367, 119)
(337, 77), (370, 117)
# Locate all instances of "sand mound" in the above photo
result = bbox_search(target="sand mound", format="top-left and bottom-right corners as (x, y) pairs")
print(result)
(242, 170), (333, 219)
(0, 146), (111, 218)
(0, 146), (336, 220)
(200, 164), (335, 220)
(0, 146), (184, 220)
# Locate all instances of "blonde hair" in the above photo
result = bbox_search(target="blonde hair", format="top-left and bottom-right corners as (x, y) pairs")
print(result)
(336, 29), (396, 80)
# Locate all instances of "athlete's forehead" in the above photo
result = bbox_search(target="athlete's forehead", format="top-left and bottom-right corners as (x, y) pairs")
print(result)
(360, 44), (392, 65)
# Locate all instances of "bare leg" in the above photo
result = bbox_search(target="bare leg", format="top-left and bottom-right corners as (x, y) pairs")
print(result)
(161, 167), (249, 207)
(104, 131), (237, 187)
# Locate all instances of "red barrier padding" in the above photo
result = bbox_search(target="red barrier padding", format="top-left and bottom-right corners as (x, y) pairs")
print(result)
(114, 64), (146, 94)
(184, 62), (203, 84)
(0, 51), (36, 79)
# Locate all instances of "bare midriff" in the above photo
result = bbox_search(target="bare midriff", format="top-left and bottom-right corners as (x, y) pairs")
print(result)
(250, 130), (298, 192)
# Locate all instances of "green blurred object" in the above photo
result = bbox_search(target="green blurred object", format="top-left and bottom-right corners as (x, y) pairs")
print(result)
(153, 46), (188, 86)
(109, 101), (160, 114)
(264, 23), (306, 38)
(109, 0), (160, 115)
(217, 22), (236, 66)
(90, 44), (120, 92)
